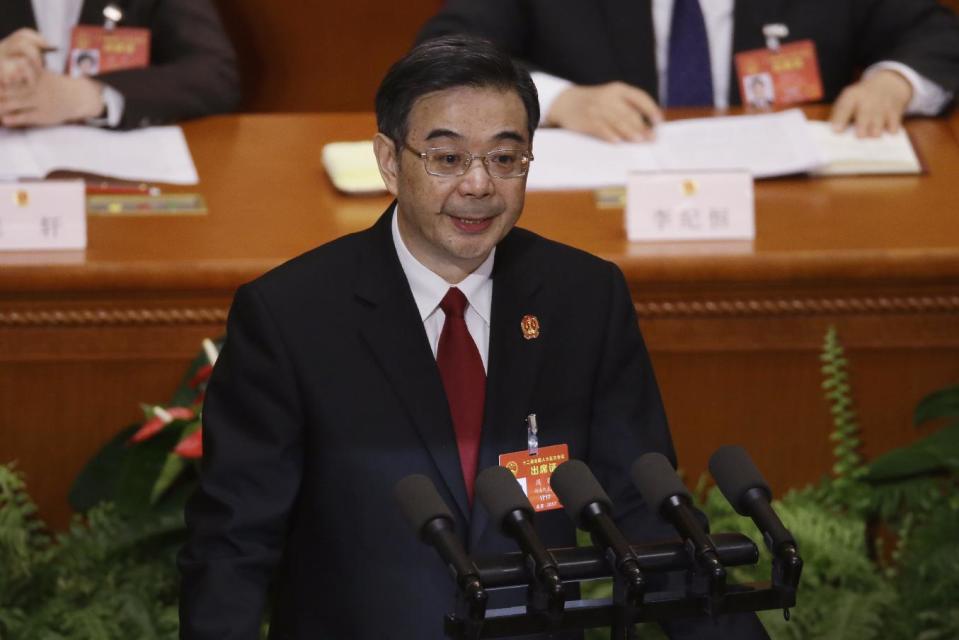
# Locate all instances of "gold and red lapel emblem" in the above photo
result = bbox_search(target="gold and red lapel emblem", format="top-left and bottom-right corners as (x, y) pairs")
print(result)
(520, 314), (540, 340)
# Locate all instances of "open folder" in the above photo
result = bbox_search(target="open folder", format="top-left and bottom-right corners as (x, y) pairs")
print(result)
(527, 109), (920, 190)
(0, 125), (199, 185)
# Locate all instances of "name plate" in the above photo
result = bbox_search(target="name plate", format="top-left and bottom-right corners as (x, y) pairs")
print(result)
(625, 171), (754, 242)
(0, 181), (87, 250)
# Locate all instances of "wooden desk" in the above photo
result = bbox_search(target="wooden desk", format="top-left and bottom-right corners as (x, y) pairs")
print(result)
(3, 109), (958, 528)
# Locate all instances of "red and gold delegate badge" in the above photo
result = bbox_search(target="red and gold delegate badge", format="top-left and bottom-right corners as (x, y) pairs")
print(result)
(499, 444), (569, 512)
(734, 40), (823, 108)
(67, 25), (150, 77)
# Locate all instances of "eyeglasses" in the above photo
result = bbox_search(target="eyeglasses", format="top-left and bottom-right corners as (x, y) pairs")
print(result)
(403, 143), (534, 179)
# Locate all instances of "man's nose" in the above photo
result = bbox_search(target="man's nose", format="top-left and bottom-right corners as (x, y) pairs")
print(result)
(457, 158), (495, 197)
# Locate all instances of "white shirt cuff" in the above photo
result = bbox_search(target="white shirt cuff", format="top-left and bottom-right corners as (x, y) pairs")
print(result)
(864, 61), (953, 116)
(86, 84), (126, 128)
(531, 71), (573, 125)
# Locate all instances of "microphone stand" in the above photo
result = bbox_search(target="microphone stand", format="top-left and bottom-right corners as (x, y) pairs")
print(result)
(442, 532), (801, 639)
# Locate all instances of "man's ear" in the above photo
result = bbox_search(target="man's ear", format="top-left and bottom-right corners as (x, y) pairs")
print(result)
(373, 133), (400, 196)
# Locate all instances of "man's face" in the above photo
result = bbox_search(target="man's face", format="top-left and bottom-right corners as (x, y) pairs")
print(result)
(374, 85), (530, 283)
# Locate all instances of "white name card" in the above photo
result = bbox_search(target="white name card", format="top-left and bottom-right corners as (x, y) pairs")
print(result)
(0, 181), (86, 251)
(625, 171), (754, 242)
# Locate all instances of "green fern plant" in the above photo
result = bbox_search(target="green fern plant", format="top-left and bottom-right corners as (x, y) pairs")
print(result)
(0, 465), (181, 640)
(584, 326), (959, 640)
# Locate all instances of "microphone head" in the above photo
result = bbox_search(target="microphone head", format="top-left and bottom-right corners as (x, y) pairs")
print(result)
(475, 465), (534, 530)
(709, 445), (772, 516)
(394, 474), (454, 541)
(549, 459), (613, 528)
(630, 452), (691, 515)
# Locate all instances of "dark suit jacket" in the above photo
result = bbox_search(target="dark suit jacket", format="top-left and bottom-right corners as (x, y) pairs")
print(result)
(1, 0), (239, 129)
(418, 0), (959, 107)
(178, 207), (767, 639)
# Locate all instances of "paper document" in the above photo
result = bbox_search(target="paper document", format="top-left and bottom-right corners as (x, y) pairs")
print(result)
(806, 121), (921, 175)
(525, 129), (658, 190)
(651, 109), (822, 178)
(527, 109), (822, 190)
(0, 125), (198, 185)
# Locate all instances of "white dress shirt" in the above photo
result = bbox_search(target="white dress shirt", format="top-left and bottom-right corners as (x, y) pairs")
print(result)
(32, 0), (83, 74)
(533, 0), (951, 120)
(30, 0), (125, 127)
(391, 207), (494, 372)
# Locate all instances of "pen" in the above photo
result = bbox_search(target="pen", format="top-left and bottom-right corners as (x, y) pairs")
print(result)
(85, 181), (162, 196)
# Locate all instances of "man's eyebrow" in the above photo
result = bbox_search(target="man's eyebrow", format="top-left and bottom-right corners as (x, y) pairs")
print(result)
(493, 131), (527, 144)
(422, 129), (529, 144)
(424, 128), (462, 141)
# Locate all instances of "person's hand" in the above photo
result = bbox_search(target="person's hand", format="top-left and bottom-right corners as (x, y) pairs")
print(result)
(829, 69), (913, 138)
(545, 82), (663, 143)
(0, 70), (105, 127)
(0, 55), (40, 94)
(0, 28), (48, 73)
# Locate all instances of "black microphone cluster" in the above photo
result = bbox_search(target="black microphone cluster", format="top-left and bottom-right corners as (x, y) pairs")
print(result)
(394, 445), (802, 640)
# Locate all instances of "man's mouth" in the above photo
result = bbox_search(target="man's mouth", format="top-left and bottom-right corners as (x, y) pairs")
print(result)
(449, 214), (495, 233)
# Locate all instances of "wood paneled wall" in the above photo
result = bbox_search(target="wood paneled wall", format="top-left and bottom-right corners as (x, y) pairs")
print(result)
(211, 0), (438, 113)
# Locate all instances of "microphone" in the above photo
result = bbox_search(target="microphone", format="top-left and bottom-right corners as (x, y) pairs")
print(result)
(631, 453), (726, 597)
(549, 460), (645, 602)
(475, 465), (565, 614)
(394, 474), (487, 614)
(709, 445), (802, 590)
(709, 445), (796, 555)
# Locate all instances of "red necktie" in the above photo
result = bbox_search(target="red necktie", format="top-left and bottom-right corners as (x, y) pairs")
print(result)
(436, 287), (486, 503)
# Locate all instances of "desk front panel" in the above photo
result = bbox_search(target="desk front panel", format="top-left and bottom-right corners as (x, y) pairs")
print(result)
(2, 111), (957, 528)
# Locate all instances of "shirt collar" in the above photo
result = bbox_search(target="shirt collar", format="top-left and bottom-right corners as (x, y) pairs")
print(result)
(391, 205), (494, 325)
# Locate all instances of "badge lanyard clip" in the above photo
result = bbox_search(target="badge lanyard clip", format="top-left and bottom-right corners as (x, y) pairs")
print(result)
(103, 4), (123, 29)
(526, 413), (539, 457)
(762, 23), (789, 52)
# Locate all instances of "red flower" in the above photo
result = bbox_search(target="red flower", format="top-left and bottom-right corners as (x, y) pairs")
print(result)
(189, 364), (214, 389)
(129, 406), (196, 444)
(174, 429), (203, 459)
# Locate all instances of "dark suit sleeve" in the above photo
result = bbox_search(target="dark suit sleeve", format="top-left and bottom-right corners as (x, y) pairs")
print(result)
(852, 0), (959, 95)
(178, 283), (304, 639)
(417, 0), (530, 54)
(96, 0), (240, 129)
(586, 263), (769, 640)
(583, 261), (675, 539)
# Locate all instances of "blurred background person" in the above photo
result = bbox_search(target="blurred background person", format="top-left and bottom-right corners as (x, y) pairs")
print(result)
(419, 0), (959, 141)
(0, 0), (239, 129)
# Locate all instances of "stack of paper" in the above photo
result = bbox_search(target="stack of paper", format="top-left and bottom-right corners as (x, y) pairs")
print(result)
(806, 121), (921, 175)
(0, 125), (199, 185)
(526, 108), (921, 191)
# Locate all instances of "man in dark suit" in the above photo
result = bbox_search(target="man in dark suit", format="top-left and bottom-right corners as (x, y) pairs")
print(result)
(178, 35), (768, 639)
(0, 0), (238, 129)
(419, 0), (959, 141)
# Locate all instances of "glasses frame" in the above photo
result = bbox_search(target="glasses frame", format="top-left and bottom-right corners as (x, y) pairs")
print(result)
(402, 142), (534, 179)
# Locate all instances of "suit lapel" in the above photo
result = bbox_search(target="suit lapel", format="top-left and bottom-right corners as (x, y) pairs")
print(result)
(354, 209), (471, 520)
(2, 1), (37, 35)
(79, 0), (109, 26)
(468, 229), (547, 545)
(600, 0), (658, 99)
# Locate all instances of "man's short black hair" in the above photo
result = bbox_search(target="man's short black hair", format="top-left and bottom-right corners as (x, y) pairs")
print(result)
(375, 35), (539, 147)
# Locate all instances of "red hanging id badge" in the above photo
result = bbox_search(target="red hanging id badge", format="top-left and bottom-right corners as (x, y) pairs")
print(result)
(734, 40), (824, 108)
(67, 25), (150, 77)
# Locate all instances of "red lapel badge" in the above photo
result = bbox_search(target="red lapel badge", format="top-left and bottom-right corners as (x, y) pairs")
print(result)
(520, 314), (540, 340)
